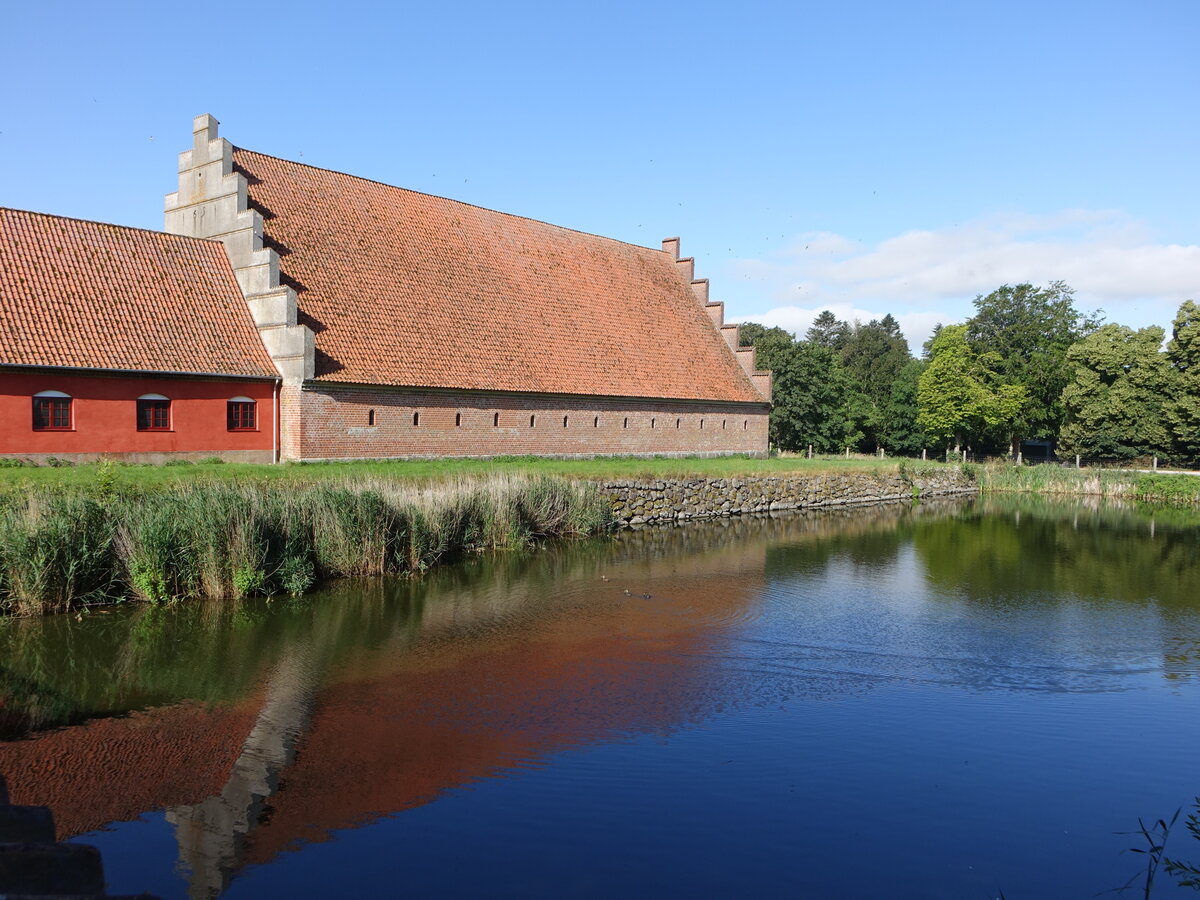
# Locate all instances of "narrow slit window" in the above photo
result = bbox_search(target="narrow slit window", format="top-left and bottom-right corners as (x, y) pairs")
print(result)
(623, 417), (628, 429)
(32, 391), (72, 430)
(700, 419), (705, 429)
(743, 420), (748, 430)
(530, 414), (536, 427)
(593, 416), (599, 428)
(493, 412), (500, 427)
(455, 412), (462, 427)
(227, 397), (257, 431)
(722, 419), (727, 430)
(413, 411), (420, 426)
(651, 418), (656, 429)
(676, 418), (681, 429)
(368, 409), (376, 426)
(136, 394), (170, 431)
(563, 415), (569, 427)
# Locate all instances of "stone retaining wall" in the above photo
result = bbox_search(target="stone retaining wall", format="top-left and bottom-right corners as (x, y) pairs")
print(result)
(602, 469), (977, 526)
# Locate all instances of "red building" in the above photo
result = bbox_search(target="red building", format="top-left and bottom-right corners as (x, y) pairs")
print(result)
(164, 115), (771, 460)
(0, 208), (279, 463)
(1, 115), (771, 463)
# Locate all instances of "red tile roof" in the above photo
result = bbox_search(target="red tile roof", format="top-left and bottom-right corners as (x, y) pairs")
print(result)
(0, 208), (277, 379)
(232, 150), (765, 403)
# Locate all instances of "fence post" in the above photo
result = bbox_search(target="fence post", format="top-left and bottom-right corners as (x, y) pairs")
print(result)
(1016, 451), (1022, 465)
(1153, 456), (1159, 470)
(808, 444), (813, 459)
(962, 450), (967, 463)
(921, 448), (927, 461)
(845, 447), (850, 459)
(1075, 454), (1081, 469)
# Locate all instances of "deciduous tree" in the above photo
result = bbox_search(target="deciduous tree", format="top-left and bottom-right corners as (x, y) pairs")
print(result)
(1165, 299), (1200, 463)
(966, 281), (1100, 455)
(917, 325), (1025, 454)
(1058, 324), (1175, 459)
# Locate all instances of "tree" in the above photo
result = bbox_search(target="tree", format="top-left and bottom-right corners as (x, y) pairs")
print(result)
(740, 324), (860, 452)
(1058, 324), (1175, 460)
(737, 323), (795, 372)
(1165, 299), (1200, 463)
(839, 316), (912, 451)
(917, 325), (1025, 454)
(882, 358), (928, 455)
(966, 282), (1101, 454)
(805, 310), (850, 350)
(840, 315), (910, 399)
(921, 323), (944, 359)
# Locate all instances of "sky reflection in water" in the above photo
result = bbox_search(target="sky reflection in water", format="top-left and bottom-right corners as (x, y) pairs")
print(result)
(1, 495), (1198, 899)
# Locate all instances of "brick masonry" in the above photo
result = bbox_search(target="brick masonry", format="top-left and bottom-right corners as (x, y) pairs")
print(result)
(293, 384), (769, 459)
(165, 115), (772, 463)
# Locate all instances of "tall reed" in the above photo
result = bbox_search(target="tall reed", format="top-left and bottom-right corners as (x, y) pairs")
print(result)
(0, 474), (611, 616)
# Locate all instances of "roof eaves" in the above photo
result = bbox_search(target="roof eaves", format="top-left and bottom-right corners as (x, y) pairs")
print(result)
(0, 363), (281, 382)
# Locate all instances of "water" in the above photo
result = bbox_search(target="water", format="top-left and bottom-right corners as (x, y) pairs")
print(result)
(2, 495), (1199, 899)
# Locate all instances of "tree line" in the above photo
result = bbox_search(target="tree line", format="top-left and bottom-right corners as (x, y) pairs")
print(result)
(740, 284), (1200, 464)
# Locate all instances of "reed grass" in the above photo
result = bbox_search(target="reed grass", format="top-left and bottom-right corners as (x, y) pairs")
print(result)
(0, 475), (611, 616)
(978, 462), (1200, 504)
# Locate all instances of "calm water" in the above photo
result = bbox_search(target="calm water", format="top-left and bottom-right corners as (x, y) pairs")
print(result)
(2, 496), (1199, 899)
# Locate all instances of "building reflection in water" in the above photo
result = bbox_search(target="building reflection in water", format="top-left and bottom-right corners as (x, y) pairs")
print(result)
(0, 500), (985, 897)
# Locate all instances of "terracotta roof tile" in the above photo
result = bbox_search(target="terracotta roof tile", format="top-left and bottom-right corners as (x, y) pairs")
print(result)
(232, 150), (764, 403)
(0, 208), (277, 378)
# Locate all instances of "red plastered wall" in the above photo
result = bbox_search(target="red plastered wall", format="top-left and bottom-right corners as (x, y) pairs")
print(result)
(0, 370), (276, 456)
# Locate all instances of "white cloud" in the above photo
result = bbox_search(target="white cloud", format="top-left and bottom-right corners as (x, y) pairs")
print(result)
(727, 209), (1200, 351)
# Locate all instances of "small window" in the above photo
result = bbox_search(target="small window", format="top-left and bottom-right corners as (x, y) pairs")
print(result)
(722, 419), (727, 430)
(493, 412), (500, 427)
(623, 417), (628, 429)
(700, 419), (705, 429)
(412, 411), (420, 426)
(227, 397), (257, 431)
(593, 416), (599, 428)
(455, 412), (462, 427)
(368, 409), (376, 426)
(676, 418), (681, 429)
(651, 417), (656, 429)
(530, 414), (536, 427)
(32, 391), (72, 430)
(137, 394), (170, 431)
(562, 415), (568, 427)
(743, 420), (748, 430)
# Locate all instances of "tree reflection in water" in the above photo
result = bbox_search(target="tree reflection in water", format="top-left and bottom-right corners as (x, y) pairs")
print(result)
(0, 495), (1197, 898)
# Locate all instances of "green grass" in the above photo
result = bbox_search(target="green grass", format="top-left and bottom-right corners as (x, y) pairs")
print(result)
(0, 474), (611, 616)
(978, 462), (1200, 504)
(0, 453), (915, 495)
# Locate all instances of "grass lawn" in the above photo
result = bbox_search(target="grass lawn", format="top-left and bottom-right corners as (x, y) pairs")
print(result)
(0, 453), (916, 493)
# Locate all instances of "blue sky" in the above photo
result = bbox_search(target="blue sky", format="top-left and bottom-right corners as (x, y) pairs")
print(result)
(3, 0), (1196, 350)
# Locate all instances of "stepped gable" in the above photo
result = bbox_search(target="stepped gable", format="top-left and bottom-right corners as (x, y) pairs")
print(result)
(229, 148), (765, 403)
(0, 208), (277, 378)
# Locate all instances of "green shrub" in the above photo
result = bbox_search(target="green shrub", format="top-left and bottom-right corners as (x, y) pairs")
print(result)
(1133, 474), (1200, 503)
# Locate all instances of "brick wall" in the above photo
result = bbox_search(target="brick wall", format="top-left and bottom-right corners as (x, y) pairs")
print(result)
(289, 384), (769, 460)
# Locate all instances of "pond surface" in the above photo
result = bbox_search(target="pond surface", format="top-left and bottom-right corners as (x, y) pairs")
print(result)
(2, 495), (1199, 899)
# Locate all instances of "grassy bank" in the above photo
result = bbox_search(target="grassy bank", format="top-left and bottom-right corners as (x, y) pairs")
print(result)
(0, 454), (914, 494)
(0, 475), (611, 617)
(977, 463), (1200, 504)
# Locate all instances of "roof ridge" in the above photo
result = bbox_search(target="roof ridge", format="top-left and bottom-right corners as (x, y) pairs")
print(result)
(0, 206), (224, 246)
(230, 147), (671, 257)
